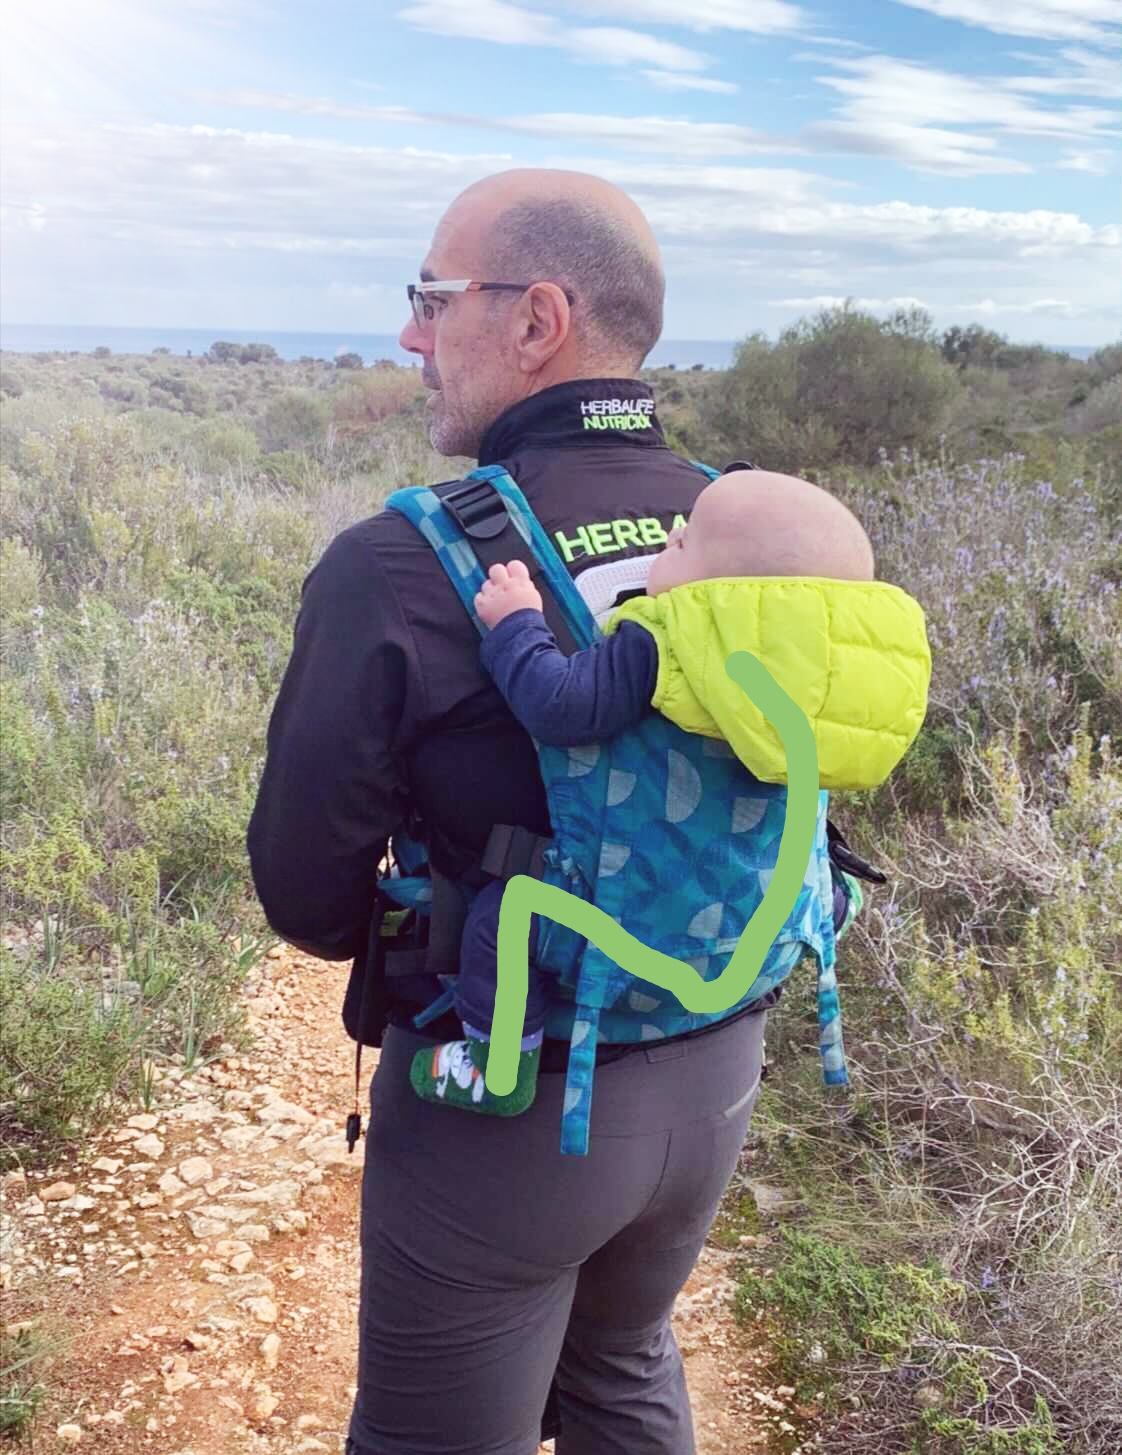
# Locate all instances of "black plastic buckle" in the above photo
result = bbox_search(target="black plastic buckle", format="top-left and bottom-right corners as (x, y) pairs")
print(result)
(722, 459), (756, 473)
(827, 821), (889, 886)
(442, 478), (511, 540)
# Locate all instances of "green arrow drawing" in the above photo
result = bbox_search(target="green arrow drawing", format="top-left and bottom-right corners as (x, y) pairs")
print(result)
(485, 649), (821, 1095)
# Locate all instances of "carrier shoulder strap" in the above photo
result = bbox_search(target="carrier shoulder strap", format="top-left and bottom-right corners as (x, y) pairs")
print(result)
(391, 459), (726, 650)
(415, 468), (592, 656)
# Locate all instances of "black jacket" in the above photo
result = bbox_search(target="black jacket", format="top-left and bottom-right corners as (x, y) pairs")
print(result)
(246, 377), (768, 1039)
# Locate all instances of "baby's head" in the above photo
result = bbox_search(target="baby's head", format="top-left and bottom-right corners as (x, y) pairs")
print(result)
(646, 469), (874, 596)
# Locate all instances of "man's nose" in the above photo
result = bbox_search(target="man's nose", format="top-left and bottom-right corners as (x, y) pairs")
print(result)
(400, 316), (433, 357)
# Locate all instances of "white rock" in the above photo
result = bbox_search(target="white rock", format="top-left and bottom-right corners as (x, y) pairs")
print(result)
(260, 1332), (281, 1370)
(132, 1135), (165, 1159)
(196, 1203), (261, 1227)
(158, 1172), (187, 1197)
(186, 1215), (230, 1241)
(56, 1425), (83, 1443)
(178, 1158), (214, 1187)
(245, 1296), (278, 1325)
(262, 1122), (300, 1143)
(219, 1126), (262, 1153)
(250, 1389), (279, 1421)
(126, 1113), (159, 1131)
(41, 1181), (77, 1203)
(300, 1136), (355, 1169)
(65, 1194), (97, 1212)
(256, 1100), (314, 1126)
(226, 1180), (301, 1210)
(162, 1355), (198, 1394)
(91, 1158), (123, 1174)
(213, 1238), (251, 1258)
(174, 1101), (222, 1125)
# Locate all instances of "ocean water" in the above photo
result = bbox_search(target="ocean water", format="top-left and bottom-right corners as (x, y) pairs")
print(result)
(0, 323), (737, 371)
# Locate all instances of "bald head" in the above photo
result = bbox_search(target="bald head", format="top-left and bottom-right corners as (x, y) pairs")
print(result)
(695, 471), (876, 582)
(439, 169), (665, 371)
(648, 468), (875, 597)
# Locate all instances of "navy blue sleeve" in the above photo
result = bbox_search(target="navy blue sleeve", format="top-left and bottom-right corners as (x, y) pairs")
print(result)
(479, 609), (657, 745)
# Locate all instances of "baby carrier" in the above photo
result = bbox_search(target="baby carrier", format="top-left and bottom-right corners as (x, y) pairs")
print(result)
(343, 462), (884, 1156)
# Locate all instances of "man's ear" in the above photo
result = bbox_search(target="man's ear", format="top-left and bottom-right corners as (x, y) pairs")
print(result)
(515, 283), (571, 372)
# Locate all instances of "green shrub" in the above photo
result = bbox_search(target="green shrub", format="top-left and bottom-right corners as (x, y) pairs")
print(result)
(704, 304), (961, 473)
(0, 949), (139, 1165)
(0, 1324), (50, 1438)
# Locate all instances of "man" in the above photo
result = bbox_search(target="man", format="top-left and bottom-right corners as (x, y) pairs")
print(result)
(248, 169), (778, 1455)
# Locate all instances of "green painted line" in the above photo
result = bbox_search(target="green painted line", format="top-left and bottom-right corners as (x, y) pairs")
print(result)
(485, 650), (821, 1095)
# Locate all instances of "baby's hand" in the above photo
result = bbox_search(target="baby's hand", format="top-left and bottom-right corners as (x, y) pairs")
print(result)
(475, 559), (543, 627)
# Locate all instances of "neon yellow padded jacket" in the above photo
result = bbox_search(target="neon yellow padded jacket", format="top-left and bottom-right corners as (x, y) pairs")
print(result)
(604, 576), (931, 791)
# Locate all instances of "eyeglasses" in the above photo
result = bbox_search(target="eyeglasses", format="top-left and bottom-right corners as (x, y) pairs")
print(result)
(407, 279), (575, 331)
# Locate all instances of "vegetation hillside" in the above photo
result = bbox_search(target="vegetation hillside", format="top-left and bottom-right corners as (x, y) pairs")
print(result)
(2, 307), (1120, 1451)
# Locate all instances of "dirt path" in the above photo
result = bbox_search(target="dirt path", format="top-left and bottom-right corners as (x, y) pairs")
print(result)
(1, 947), (810, 1453)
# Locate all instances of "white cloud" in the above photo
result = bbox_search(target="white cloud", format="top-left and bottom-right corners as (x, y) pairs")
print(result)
(553, 0), (805, 34)
(1058, 147), (1114, 171)
(198, 68), (1117, 180)
(817, 55), (1118, 138)
(773, 293), (1089, 319)
(965, 297), (1078, 315)
(889, 0), (1122, 43)
(510, 114), (770, 153)
(642, 70), (739, 94)
(772, 293), (932, 310)
(3, 117), (1117, 341)
(805, 52), (1119, 174)
(797, 36), (873, 50)
(397, 0), (556, 46)
(194, 91), (784, 158)
(1005, 46), (1121, 99)
(562, 26), (709, 71)
(12, 116), (1116, 266)
(806, 120), (1031, 175)
(397, 0), (710, 71)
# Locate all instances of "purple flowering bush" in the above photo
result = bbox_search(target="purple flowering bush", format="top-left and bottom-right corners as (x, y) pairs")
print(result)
(746, 450), (1121, 1451)
(853, 451), (1119, 758)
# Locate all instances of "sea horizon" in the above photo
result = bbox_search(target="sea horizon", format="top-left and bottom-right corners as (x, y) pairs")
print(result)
(0, 322), (742, 371)
(0, 322), (1102, 369)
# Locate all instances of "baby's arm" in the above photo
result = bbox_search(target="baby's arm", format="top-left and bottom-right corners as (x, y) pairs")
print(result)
(475, 562), (657, 746)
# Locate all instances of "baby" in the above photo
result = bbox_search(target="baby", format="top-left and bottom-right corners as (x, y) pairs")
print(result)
(409, 470), (880, 1116)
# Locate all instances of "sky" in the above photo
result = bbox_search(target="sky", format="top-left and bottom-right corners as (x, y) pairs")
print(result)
(1, 0), (1119, 346)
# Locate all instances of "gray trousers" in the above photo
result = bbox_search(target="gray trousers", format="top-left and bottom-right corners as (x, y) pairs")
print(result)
(345, 1010), (767, 1455)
